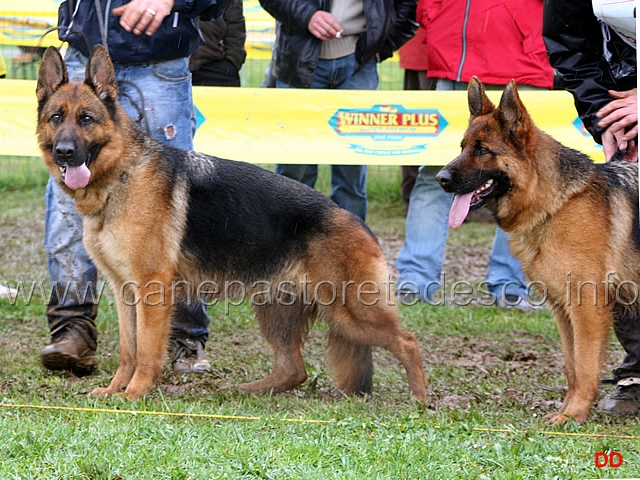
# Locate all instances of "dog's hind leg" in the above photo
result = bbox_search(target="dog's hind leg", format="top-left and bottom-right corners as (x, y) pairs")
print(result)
(238, 305), (308, 394)
(92, 289), (138, 397)
(331, 303), (428, 402)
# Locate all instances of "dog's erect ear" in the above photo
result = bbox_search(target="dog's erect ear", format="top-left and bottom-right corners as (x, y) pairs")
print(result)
(36, 47), (68, 104)
(467, 76), (495, 118)
(85, 45), (118, 101)
(497, 80), (530, 133)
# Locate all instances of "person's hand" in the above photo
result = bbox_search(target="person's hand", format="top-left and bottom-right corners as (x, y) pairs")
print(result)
(596, 89), (638, 161)
(308, 11), (343, 41)
(112, 0), (174, 36)
(601, 128), (638, 161)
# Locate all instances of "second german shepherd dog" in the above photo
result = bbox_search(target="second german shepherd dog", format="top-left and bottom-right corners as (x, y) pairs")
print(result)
(36, 46), (428, 402)
(437, 77), (639, 424)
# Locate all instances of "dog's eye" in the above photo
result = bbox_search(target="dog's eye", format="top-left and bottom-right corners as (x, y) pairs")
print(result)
(50, 113), (62, 125)
(80, 115), (94, 126)
(474, 146), (490, 156)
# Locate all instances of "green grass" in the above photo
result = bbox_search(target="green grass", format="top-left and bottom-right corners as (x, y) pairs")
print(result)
(2, 296), (639, 478)
(0, 156), (49, 192)
(1, 175), (640, 478)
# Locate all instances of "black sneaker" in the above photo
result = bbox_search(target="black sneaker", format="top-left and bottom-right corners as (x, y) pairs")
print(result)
(41, 327), (97, 376)
(170, 337), (211, 374)
(598, 381), (640, 415)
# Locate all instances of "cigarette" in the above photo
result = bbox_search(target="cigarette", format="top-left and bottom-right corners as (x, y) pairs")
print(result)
(336, 31), (342, 39)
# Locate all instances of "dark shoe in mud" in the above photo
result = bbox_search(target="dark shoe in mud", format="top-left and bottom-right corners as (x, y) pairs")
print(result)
(41, 326), (97, 376)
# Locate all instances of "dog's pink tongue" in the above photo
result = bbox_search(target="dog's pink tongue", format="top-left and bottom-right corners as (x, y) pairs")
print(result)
(64, 164), (91, 190)
(449, 192), (474, 228)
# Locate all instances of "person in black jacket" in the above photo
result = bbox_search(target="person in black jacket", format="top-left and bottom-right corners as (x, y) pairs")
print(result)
(42, 0), (229, 377)
(190, 0), (247, 87)
(543, 0), (636, 161)
(259, 0), (418, 222)
(543, 0), (638, 415)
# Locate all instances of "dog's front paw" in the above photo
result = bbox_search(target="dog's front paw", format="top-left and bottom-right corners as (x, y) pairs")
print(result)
(544, 412), (568, 424)
(123, 389), (148, 400)
(91, 387), (118, 397)
(545, 407), (589, 425)
(123, 381), (156, 400)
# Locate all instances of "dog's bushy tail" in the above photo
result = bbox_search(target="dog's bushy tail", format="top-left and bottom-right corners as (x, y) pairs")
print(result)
(326, 330), (374, 396)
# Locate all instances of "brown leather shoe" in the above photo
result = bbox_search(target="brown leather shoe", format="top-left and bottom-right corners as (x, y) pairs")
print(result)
(41, 327), (97, 376)
(170, 337), (211, 374)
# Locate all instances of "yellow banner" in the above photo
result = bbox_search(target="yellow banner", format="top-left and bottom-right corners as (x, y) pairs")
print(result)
(191, 87), (603, 165)
(0, 0), (62, 47)
(0, 80), (604, 165)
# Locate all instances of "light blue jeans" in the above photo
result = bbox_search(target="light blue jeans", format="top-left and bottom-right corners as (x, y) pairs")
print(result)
(45, 47), (209, 340)
(275, 54), (378, 222)
(396, 79), (530, 303)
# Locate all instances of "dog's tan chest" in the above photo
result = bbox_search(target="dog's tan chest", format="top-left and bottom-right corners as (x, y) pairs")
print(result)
(81, 215), (134, 285)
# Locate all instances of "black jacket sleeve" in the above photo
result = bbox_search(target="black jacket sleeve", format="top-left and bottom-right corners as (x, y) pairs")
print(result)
(259, 0), (326, 34)
(356, 0), (417, 65)
(189, 0), (246, 72)
(542, 0), (636, 144)
(221, 0), (247, 69)
(380, 0), (418, 61)
(174, 0), (232, 20)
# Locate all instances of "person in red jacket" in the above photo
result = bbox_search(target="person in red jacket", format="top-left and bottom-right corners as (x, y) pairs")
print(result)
(422, 0), (553, 88)
(396, 0), (554, 310)
(398, 26), (433, 91)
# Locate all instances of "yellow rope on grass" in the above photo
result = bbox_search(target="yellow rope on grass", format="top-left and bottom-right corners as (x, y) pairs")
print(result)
(469, 426), (638, 440)
(0, 402), (330, 424)
(0, 402), (637, 439)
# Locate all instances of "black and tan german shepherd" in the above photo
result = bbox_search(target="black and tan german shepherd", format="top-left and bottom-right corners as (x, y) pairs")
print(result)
(36, 45), (428, 402)
(436, 77), (640, 424)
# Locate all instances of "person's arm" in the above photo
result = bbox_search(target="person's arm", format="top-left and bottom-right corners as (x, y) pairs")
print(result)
(376, 0), (418, 62)
(542, 0), (622, 145)
(259, 0), (325, 34)
(355, 0), (417, 66)
(113, 0), (226, 36)
(222, 0), (247, 70)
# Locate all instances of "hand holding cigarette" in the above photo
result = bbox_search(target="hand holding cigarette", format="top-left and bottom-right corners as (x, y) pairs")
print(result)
(308, 11), (344, 41)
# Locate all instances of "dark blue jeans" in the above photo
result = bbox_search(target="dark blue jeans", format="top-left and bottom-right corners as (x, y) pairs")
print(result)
(275, 54), (378, 222)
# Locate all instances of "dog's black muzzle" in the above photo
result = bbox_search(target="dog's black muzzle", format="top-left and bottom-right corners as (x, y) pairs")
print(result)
(435, 167), (456, 193)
